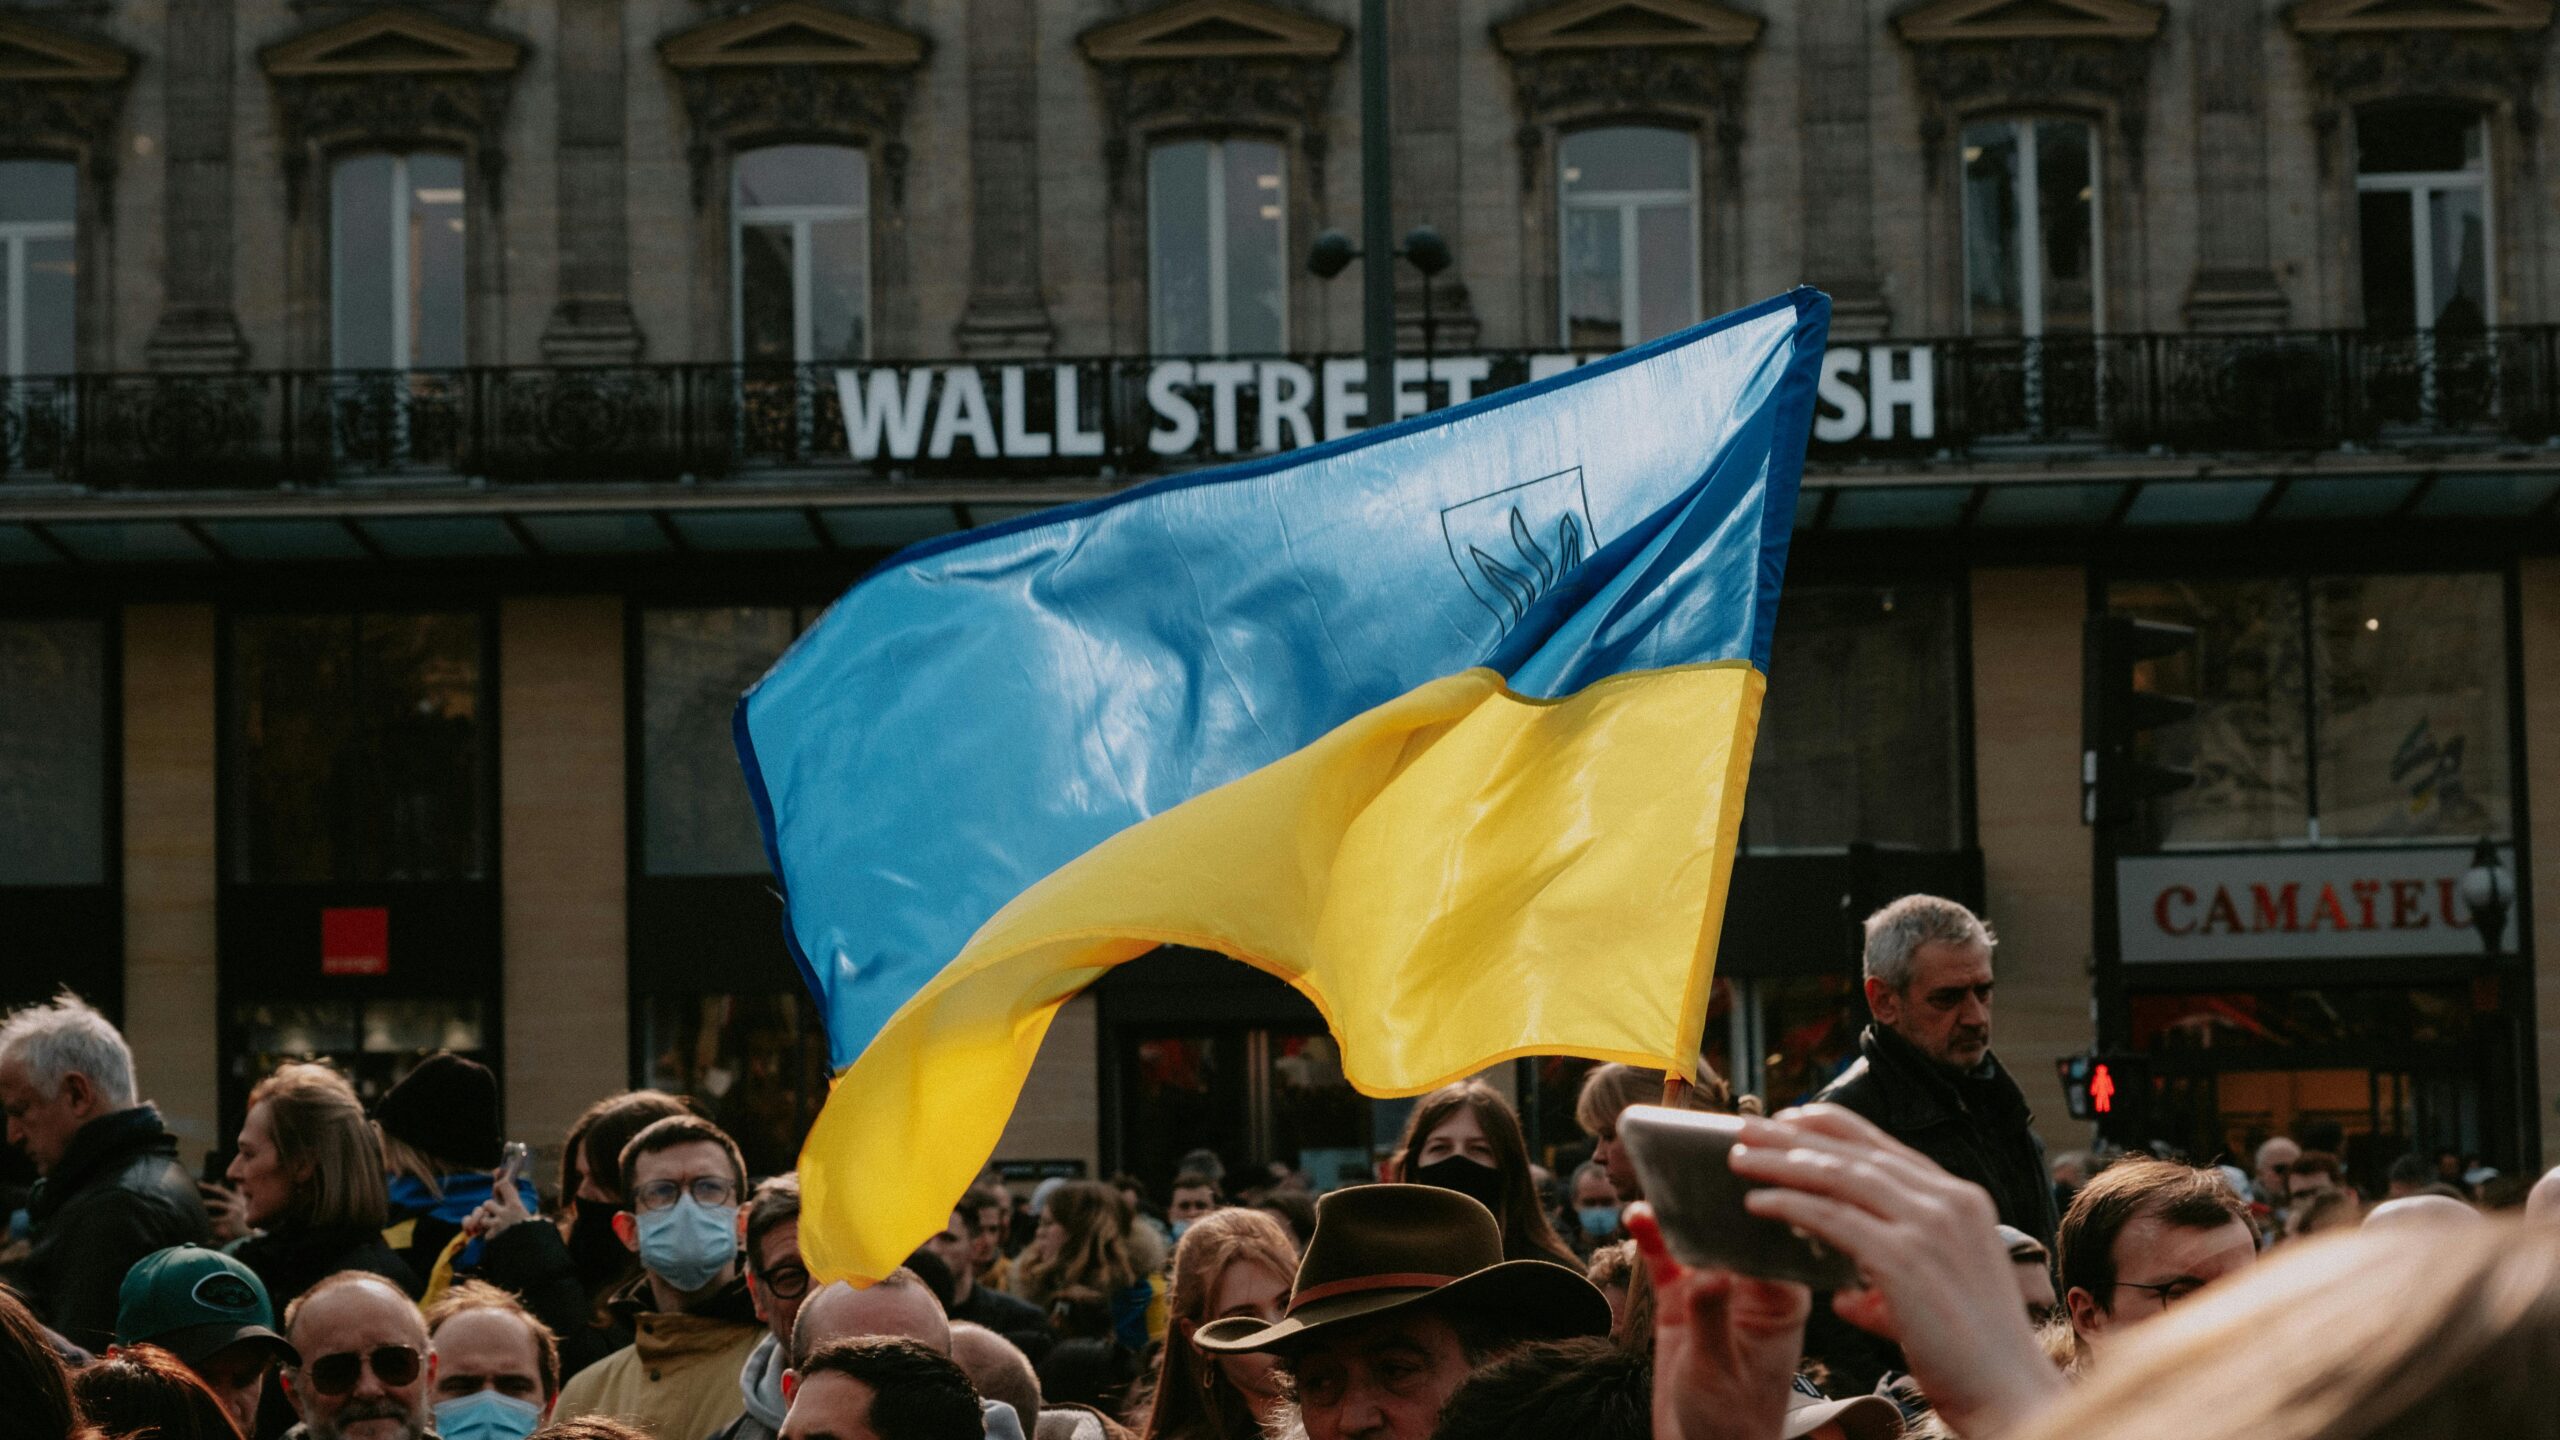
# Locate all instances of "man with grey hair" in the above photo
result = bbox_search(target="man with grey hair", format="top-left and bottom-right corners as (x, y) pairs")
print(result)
(0, 991), (209, 1351)
(1813, 895), (2056, 1249)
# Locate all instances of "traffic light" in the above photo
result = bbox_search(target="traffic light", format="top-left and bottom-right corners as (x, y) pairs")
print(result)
(2057, 1052), (2154, 1144)
(2082, 615), (2197, 828)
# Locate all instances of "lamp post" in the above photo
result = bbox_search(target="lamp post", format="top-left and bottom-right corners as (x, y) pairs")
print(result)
(2459, 836), (2515, 956)
(1307, 223), (1457, 424)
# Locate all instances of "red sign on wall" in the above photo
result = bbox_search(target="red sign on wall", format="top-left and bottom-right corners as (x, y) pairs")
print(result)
(321, 907), (389, 976)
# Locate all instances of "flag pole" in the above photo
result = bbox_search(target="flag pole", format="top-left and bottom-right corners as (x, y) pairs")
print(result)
(1661, 1073), (1690, 1107)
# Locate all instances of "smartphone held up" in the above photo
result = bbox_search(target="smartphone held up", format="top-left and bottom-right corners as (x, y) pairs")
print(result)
(1618, 1104), (1860, 1290)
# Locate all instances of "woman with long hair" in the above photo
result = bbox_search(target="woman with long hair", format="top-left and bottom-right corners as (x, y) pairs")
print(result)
(1135, 1208), (1299, 1440)
(1014, 1179), (1165, 1350)
(1385, 1080), (1578, 1268)
(0, 1287), (86, 1440)
(224, 1062), (420, 1304)
(68, 1343), (245, 1440)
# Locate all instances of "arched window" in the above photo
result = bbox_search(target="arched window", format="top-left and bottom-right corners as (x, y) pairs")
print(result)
(0, 159), (76, 378)
(1961, 118), (2099, 337)
(331, 152), (466, 370)
(733, 144), (870, 364)
(1149, 137), (1287, 355)
(1558, 126), (1697, 349)
(2357, 105), (2489, 333)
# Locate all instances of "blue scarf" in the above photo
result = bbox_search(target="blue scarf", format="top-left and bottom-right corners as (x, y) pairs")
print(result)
(386, 1174), (541, 1268)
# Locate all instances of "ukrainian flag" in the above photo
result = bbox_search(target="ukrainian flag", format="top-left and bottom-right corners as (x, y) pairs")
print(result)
(739, 289), (1829, 1284)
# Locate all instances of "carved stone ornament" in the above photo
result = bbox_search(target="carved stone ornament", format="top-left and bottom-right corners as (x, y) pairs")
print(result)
(660, 1), (930, 211)
(0, 13), (134, 222)
(1495, 0), (1762, 187)
(1079, 0), (1348, 201)
(260, 8), (524, 217)
(2288, 0), (2553, 155)
(1892, 0), (2164, 176)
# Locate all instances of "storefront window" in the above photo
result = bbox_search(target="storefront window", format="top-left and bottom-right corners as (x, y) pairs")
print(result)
(2109, 573), (2508, 847)
(1559, 127), (1697, 349)
(1752, 974), (1864, 1110)
(642, 992), (831, 1178)
(228, 999), (487, 1110)
(0, 617), (105, 885)
(641, 607), (809, 876)
(1743, 584), (1964, 851)
(228, 612), (486, 883)
(1150, 138), (1287, 356)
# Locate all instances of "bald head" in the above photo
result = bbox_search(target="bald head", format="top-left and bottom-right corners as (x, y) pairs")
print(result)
(286, 1273), (428, 1351)
(790, 1269), (951, 1368)
(2254, 1138), (2300, 1190)
(2362, 1194), (2481, 1232)
(2527, 1167), (2560, 1223)
(950, 1321), (1041, 1434)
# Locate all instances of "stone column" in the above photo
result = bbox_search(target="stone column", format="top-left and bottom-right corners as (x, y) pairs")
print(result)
(541, 0), (645, 363)
(954, 0), (1056, 354)
(2521, 557), (2560, 1167)
(122, 605), (220, 1166)
(2184, 1), (2288, 330)
(1798, 0), (1890, 339)
(995, 993), (1100, 1173)
(1388, 0), (1477, 347)
(499, 597), (629, 1151)
(145, 0), (248, 369)
(1970, 568), (2096, 1157)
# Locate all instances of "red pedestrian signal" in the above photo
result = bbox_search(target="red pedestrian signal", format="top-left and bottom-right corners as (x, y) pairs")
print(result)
(2090, 1062), (2116, 1115)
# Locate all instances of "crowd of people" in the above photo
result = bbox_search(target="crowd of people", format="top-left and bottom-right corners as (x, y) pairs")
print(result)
(6, 892), (2560, 1440)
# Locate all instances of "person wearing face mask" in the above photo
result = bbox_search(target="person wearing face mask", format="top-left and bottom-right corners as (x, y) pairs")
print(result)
(1385, 1082), (1577, 1269)
(423, 1282), (559, 1440)
(550, 1115), (763, 1437)
(1566, 1163), (1621, 1254)
(1165, 1174), (1220, 1243)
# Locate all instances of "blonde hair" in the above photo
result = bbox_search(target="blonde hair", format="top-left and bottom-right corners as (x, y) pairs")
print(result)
(377, 1127), (447, 1197)
(2010, 1221), (2560, 1440)
(1139, 1207), (1299, 1440)
(1573, 1062), (1747, 1139)
(248, 1062), (388, 1232)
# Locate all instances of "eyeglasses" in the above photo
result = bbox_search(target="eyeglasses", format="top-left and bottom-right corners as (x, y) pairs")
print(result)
(301, 1345), (423, 1397)
(757, 1262), (811, 1300)
(632, 1176), (739, 1213)
(2113, 1278), (2205, 1308)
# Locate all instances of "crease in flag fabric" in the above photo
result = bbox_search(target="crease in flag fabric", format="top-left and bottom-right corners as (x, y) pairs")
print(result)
(737, 288), (1832, 1284)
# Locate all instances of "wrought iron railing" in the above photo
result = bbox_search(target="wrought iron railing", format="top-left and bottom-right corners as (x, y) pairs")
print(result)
(5, 328), (2555, 493)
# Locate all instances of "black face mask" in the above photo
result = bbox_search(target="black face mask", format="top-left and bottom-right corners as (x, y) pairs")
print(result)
(570, 1195), (632, 1290)
(1410, 1155), (1507, 1215)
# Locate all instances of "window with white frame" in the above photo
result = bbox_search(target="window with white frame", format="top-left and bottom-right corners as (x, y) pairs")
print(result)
(331, 152), (466, 370)
(1149, 137), (1287, 355)
(1961, 118), (2100, 337)
(734, 145), (870, 365)
(2357, 105), (2491, 332)
(0, 159), (75, 378)
(1558, 127), (1698, 350)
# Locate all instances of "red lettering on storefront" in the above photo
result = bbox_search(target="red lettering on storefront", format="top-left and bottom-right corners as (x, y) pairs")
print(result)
(2202, 887), (2245, 934)
(2251, 883), (2300, 933)
(2439, 877), (2466, 928)
(2351, 879), (2381, 929)
(2390, 878), (2429, 930)
(2155, 884), (2198, 935)
(2309, 883), (2352, 931)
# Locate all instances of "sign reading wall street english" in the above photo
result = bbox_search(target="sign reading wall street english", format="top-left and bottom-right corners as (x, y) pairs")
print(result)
(832, 345), (1934, 465)
(2116, 846), (2515, 964)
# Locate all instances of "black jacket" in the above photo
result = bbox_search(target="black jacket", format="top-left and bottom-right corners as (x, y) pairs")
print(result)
(5, 1106), (211, 1352)
(228, 1221), (421, 1311)
(1812, 1023), (2058, 1247)
(952, 1276), (1055, 1362)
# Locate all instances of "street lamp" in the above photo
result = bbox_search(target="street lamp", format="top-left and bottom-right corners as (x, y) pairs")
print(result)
(1306, 224), (1459, 411)
(2459, 835), (2515, 956)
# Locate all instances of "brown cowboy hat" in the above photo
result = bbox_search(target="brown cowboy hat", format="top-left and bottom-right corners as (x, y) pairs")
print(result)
(1194, 1184), (1611, 1354)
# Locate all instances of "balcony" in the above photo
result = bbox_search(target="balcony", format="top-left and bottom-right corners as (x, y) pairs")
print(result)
(4, 330), (2558, 533)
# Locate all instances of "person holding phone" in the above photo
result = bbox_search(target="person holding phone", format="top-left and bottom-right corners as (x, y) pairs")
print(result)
(372, 1052), (536, 1289)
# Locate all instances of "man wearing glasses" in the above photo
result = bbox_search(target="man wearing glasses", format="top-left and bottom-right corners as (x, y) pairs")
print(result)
(2057, 1157), (2257, 1365)
(554, 1115), (766, 1437)
(277, 1271), (436, 1440)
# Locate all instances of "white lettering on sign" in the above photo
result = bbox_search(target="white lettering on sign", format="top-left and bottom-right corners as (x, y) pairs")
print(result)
(835, 346), (1937, 464)
(2116, 847), (2516, 964)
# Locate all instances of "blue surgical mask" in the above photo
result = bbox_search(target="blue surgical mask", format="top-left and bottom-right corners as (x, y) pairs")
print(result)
(636, 1195), (741, 1294)
(434, 1390), (544, 1440)
(1577, 1204), (1622, 1239)
(1170, 1219), (1194, 1241)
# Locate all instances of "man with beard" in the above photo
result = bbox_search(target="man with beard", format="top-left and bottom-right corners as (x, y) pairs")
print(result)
(278, 1272), (438, 1440)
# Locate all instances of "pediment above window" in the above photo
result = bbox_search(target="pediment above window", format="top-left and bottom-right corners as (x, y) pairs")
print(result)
(0, 12), (131, 83)
(660, 1), (928, 72)
(2289, 0), (2550, 32)
(1894, 0), (2164, 44)
(1079, 0), (1346, 63)
(1493, 0), (1762, 56)
(259, 8), (521, 78)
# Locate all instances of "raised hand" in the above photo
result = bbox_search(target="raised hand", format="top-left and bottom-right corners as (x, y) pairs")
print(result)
(1628, 1202), (1808, 1440)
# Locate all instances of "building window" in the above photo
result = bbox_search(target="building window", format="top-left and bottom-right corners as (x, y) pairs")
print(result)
(641, 992), (831, 1177)
(640, 606), (815, 876)
(2357, 105), (2490, 333)
(0, 617), (106, 886)
(1558, 127), (1698, 350)
(2107, 573), (2509, 848)
(0, 160), (75, 379)
(1149, 137), (1287, 355)
(227, 612), (487, 883)
(1742, 585), (1965, 852)
(331, 153), (465, 371)
(1962, 118), (2099, 337)
(733, 145), (870, 365)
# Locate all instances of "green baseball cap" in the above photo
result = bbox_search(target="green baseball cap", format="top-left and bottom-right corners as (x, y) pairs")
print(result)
(116, 1246), (298, 1368)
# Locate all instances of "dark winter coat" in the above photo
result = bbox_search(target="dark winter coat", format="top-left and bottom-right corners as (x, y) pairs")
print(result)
(1812, 1023), (2058, 1247)
(4, 1106), (211, 1352)
(227, 1220), (420, 1310)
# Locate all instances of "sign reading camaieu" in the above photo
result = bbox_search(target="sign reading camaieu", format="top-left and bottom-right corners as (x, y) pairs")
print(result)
(2118, 847), (2517, 964)
(830, 344), (1931, 467)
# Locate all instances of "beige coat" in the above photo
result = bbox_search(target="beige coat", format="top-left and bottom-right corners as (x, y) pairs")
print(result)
(555, 1294), (764, 1439)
